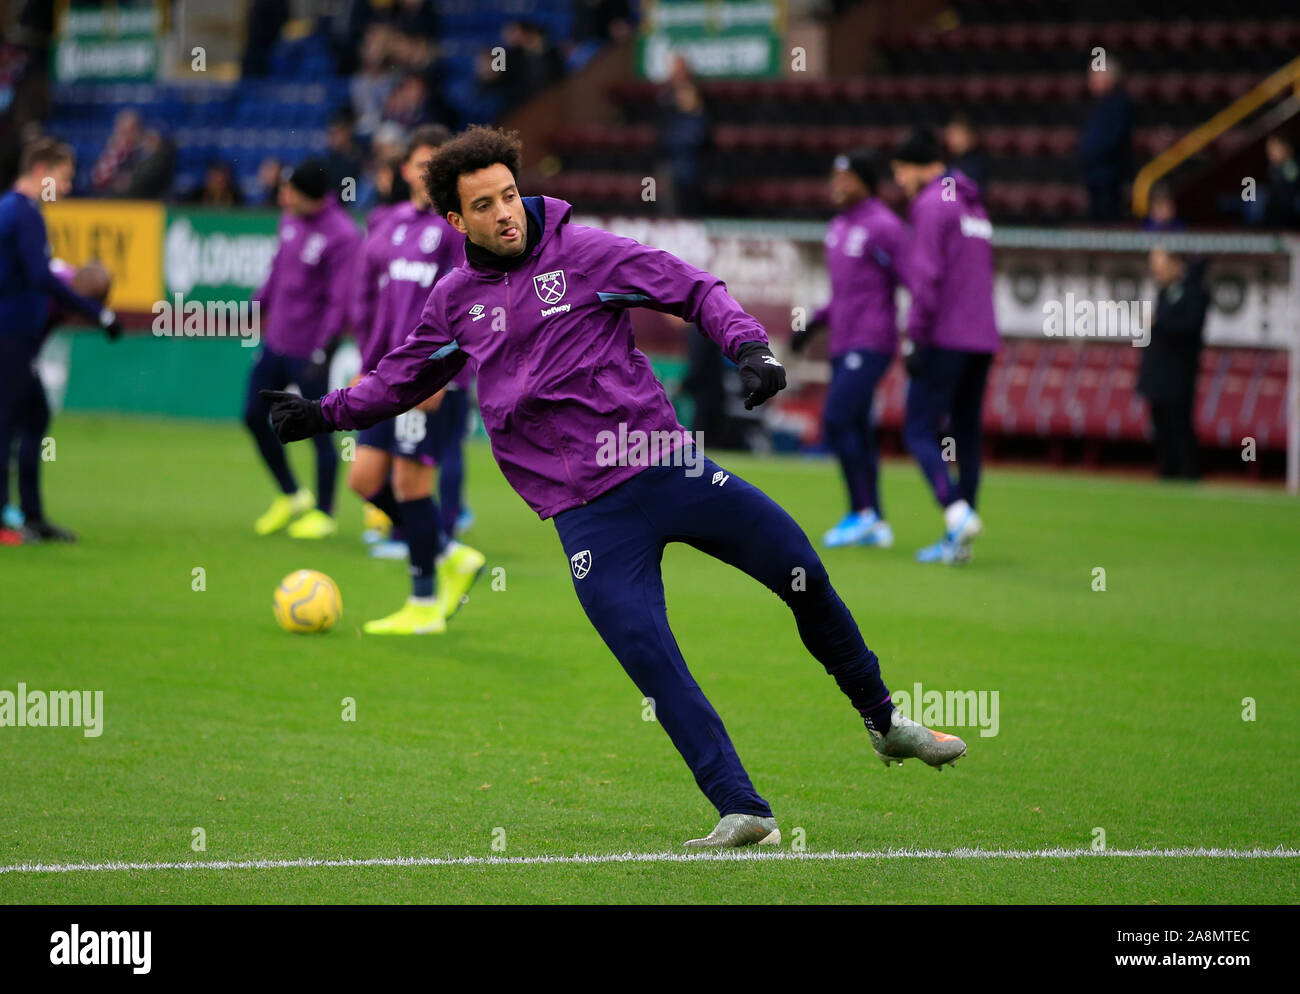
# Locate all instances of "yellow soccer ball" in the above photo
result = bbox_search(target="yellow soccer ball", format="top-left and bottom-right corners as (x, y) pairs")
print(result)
(273, 569), (342, 633)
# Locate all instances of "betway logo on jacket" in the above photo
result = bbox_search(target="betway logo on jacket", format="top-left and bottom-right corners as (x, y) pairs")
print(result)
(388, 258), (439, 287)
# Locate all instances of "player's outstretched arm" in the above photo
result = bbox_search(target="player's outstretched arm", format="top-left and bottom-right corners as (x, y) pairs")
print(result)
(17, 206), (118, 336)
(261, 308), (468, 443)
(585, 229), (786, 407)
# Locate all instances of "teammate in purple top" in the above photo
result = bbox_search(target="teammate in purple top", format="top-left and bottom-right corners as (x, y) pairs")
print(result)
(892, 128), (1001, 565)
(347, 125), (485, 634)
(244, 159), (361, 540)
(263, 127), (967, 847)
(791, 149), (904, 550)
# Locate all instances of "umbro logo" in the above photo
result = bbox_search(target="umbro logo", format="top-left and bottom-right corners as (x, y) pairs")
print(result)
(469, 304), (486, 321)
(711, 471), (729, 486)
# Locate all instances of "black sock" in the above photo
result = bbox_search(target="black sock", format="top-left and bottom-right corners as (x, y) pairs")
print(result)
(368, 482), (404, 528)
(862, 696), (896, 734)
(398, 497), (445, 599)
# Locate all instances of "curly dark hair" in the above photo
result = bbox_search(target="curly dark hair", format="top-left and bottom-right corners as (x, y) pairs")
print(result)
(423, 125), (523, 217)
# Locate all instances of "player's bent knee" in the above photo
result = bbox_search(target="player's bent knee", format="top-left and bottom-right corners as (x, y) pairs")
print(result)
(347, 465), (380, 497)
(392, 458), (433, 502)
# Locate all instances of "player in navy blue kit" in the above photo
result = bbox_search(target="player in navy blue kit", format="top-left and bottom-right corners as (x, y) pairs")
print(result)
(0, 139), (122, 546)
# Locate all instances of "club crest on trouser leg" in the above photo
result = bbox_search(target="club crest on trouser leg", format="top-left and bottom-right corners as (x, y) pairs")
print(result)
(533, 270), (567, 304)
(570, 549), (592, 579)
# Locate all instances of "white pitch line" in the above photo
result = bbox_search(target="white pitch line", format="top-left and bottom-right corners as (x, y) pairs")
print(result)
(1, 847), (1296, 875)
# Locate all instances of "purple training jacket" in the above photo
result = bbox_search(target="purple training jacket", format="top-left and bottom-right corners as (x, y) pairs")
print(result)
(811, 196), (905, 357)
(253, 201), (361, 359)
(320, 196), (769, 518)
(901, 169), (1001, 354)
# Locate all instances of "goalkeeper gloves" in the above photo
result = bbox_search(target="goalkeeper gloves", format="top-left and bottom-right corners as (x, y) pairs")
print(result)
(735, 341), (787, 410)
(259, 390), (329, 442)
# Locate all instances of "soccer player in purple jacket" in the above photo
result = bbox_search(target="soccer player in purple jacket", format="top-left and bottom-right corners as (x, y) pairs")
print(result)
(348, 125), (485, 634)
(892, 128), (1001, 565)
(791, 149), (904, 550)
(245, 159), (361, 540)
(263, 127), (966, 847)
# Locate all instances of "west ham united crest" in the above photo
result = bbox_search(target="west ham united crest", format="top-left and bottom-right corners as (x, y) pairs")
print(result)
(570, 549), (591, 579)
(534, 270), (567, 305)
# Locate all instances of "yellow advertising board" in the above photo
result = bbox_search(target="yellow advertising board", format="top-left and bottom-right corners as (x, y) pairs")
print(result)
(43, 199), (164, 312)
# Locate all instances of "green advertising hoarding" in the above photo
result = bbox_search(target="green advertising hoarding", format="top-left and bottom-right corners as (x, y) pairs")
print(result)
(55, 207), (282, 419)
(53, 4), (160, 83)
(163, 208), (281, 303)
(639, 0), (785, 80)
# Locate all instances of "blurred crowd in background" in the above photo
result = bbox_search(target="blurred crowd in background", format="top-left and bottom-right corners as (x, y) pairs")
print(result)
(0, 0), (1297, 227)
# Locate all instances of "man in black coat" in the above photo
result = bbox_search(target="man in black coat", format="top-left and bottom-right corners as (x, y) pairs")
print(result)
(1138, 248), (1210, 480)
(1079, 60), (1134, 222)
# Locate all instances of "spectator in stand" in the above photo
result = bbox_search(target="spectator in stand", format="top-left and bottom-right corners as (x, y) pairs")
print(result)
(476, 20), (564, 117)
(327, 0), (376, 76)
(382, 71), (431, 129)
(242, 0), (289, 78)
(1258, 131), (1300, 229)
(574, 0), (633, 43)
(658, 75), (712, 217)
(371, 121), (408, 167)
(124, 129), (175, 199)
(1141, 182), (1185, 232)
(189, 160), (244, 207)
(351, 25), (398, 140)
(569, 0), (633, 69)
(255, 158), (284, 206)
(1079, 57), (1134, 223)
(324, 107), (364, 194)
(90, 109), (144, 196)
(359, 152), (411, 219)
(385, 0), (439, 39)
(944, 113), (987, 193)
(1138, 248), (1209, 481)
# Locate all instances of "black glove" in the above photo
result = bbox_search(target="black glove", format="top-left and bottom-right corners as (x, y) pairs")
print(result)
(903, 340), (923, 379)
(789, 319), (826, 355)
(259, 389), (330, 442)
(300, 339), (338, 386)
(735, 341), (787, 410)
(100, 308), (122, 342)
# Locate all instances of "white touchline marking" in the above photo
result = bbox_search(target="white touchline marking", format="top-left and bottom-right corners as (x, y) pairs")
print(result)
(1, 847), (1296, 875)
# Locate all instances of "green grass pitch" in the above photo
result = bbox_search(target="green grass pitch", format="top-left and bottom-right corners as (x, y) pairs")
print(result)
(1, 414), (1297, 904)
